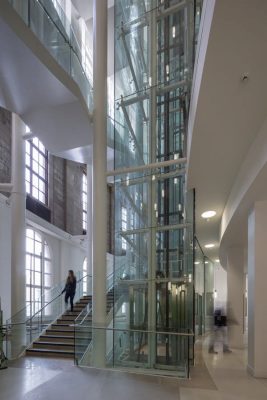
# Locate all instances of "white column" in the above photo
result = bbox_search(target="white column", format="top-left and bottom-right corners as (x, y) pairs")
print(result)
(87, 164), (93, 295)
(226, 247), (245, 349)
(11, 113), (26, 355)
(92, 0), (107, 368)
(248, 201), (267, 377)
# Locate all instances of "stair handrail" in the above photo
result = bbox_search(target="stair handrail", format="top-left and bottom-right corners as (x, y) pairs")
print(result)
(6, 274), (92, 326)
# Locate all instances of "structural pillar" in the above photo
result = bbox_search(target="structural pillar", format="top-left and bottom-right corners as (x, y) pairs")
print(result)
(11, 113), (26, 355)
(87, 164), (93, 295)
(92, 0), (107, 368)
(247, 201), (267, 377)
(226, 247), (245, 349)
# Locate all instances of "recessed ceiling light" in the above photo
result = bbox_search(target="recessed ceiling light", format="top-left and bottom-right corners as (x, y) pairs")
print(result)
(205, 261), (209, 264)
(205, 243), (215, 248)
(215, 259), (220, 263)
(201, 210), (216, 219)
(194, 261), (200, 265)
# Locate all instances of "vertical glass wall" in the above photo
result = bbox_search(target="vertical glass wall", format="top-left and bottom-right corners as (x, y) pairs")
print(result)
(110, 0), (202, 376)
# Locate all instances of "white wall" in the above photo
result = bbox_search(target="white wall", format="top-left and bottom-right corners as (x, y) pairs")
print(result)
(0, 194), (11, 322)
(214, 263), (227, 311)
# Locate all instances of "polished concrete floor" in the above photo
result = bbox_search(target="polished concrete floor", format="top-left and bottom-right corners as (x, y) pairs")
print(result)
(1, 336), (267, 400)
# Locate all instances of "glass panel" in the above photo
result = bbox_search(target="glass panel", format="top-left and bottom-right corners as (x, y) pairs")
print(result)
(26, 237), (34, 253)
(26, 182), (30, 194)
(32, 147), (39, 162)
(44, 243), (50, 258)
(34, 241), (42, 256)
(25, 154), (31, 166)
(39, 192), (45, 204)
(44, 274), (51, 287)
(44, 260), (51, 273)
(35, 272), (41, 286)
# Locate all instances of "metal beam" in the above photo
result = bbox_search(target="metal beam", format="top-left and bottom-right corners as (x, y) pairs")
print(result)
(120, 92), (149, 108)
(120, 222), (189, 236)
(157, 79), (188, 95)
(107, 157), (187, 177)
(157, 1), (187, 20)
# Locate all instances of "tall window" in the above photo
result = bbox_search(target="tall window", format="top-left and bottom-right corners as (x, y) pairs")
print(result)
(82, 172), (87, 232)
(26, 228), (52, 315)
(25, 137), (48, 204)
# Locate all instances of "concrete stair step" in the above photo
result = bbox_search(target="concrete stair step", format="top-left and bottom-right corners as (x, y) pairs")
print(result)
(60, 315), (78, 321)
(32, 341), (74, 351)
(50, 324), (74, 331)
(56, 318), (77, 324)
(26, 348), (74, 358)
(39, 335), (75, 344)
(45, 329), (74, 337)
(24, 295), (95, 360)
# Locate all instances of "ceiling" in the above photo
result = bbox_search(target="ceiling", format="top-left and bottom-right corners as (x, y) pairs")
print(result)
(187, 0), (267, 263)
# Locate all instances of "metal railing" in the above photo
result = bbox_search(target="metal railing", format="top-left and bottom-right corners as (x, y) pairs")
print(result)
(5, 272), (91, 360)
(76, 325), (193, 378)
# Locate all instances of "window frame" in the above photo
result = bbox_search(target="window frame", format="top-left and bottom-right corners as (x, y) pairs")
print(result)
(25, 137), (49, 205)
(82, 172), (87, 233)
(25, 228), (52, 316)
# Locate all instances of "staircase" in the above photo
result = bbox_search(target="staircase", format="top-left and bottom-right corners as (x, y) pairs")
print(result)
(25, 285), (125, 359)
(26, 296), (92, 359)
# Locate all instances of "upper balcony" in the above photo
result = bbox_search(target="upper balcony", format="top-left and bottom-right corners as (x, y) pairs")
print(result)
(0, 0), (95, 161)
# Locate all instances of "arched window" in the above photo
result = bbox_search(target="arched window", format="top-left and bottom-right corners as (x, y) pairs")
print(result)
(25, 137), (48, 205)
(26, 228), (52, 315)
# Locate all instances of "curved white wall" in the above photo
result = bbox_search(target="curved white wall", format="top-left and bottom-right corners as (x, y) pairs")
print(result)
(220, 114), (267, 253)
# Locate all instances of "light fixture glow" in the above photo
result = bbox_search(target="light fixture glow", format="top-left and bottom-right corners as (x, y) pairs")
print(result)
(161, 189), (165, 197)
(215, 259), (220, 263)
(172, 26), (176, 38)
(201, 210), (216, 219)
(205, 243), (215, 249)
(174, 178), (178, 184)
(194, 261), (200, 265)
(166, 64), (169, 75)
(152, 174), (156, 181)
(205, 261), (209, 264)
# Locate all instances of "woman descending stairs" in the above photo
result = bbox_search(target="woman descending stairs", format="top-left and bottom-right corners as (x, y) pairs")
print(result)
(26, 296), (92, 359)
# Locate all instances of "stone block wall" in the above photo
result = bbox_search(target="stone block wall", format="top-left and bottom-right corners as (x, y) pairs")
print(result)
(0, 108), (11, 184)
(0, 107), (115, 245)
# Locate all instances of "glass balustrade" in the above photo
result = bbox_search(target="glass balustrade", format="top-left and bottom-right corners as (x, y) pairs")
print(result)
(75, 324), (192, 378)
(7, 0), (93, 110)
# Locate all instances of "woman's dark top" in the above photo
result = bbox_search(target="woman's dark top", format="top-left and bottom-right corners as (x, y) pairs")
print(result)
(62, 277), (76, 295)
